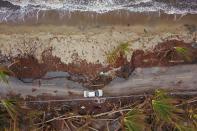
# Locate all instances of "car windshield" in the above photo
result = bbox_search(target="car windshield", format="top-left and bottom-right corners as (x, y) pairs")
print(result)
(95, 91), (99, 96)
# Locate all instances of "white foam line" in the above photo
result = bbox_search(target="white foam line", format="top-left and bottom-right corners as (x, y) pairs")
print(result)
(3, 0), (195, 14)
(0, 0), (196, 23)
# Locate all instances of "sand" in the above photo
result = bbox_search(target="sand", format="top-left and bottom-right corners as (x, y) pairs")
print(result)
(0, 23), (196, 65)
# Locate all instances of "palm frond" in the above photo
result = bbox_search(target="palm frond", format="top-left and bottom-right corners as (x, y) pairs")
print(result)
(154, 89), (169, 100)
(151, 89), (195, 131)
(175, 123), (196, 131)
(152, 99), (174, 122)
(174, 47), (191, 61)
(124, 109), (146, 131)
(187, 107), (197, 128)
(107, 42), (129, 65)
(152, 90), (182, 122)
(0, 66), (12, 84)
(119, 42), (130, 53)
(0, 71), (9, 84)
(0, 100), (17, 121)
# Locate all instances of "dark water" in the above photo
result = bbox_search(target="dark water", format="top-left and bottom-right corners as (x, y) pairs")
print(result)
(0, 0), (197, 24)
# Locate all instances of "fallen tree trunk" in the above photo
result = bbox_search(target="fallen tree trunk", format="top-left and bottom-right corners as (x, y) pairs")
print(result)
(0, 64), (197, 98)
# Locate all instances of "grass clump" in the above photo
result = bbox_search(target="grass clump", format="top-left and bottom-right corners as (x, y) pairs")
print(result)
(107, 42), (129, 65)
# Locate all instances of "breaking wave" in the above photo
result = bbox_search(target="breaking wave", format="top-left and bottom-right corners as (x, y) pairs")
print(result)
(0, 0), (197, 23)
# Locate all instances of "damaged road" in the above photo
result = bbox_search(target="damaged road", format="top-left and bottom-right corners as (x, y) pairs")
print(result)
(0, 64), (196, 99)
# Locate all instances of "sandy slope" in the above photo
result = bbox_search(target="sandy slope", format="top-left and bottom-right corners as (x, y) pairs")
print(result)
(0, 24), (196, 65)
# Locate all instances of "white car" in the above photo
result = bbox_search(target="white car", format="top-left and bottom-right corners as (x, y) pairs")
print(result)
(84, 90), (103, 97)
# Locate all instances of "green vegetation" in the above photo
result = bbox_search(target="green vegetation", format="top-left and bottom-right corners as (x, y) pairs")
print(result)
(174, 47), (191, 62)
(152, 90), (178, 122)
(0, 71), (8, 84)
(0, 100), (17, 121)
(124, 109), (146, 131)
(121, 89), (197, 131)
(106, 42), (129, 65)
(0, 101), (18, 131)
(0, 67), (9, 84)
(151, 90), (185, 130)
(0, 67), (18, 130)
(0, 65), (196, 130)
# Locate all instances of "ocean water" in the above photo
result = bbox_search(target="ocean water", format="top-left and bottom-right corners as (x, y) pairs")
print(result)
(0, 0), (197, 24)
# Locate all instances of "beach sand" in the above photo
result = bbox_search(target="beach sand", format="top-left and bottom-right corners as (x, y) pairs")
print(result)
(0, 22), (196, 66)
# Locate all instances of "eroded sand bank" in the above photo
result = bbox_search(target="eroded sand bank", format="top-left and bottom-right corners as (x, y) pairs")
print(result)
(0, 23), (196, 65)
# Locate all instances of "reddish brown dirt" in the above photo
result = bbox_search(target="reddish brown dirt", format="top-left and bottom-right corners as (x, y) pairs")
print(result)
(113, 52), (128, 68)
(7, 40), (197, 85)
(132, 40), (197, 67)
(10, 55), (46, 79)
(42, 49), (108, 78)
(9, 49), (108, 80)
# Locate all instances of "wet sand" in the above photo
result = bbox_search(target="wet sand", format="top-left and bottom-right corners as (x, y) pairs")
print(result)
(2, 10), (197, 26)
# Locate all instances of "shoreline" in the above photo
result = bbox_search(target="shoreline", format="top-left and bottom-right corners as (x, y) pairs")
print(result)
(1, 11), (197, 25)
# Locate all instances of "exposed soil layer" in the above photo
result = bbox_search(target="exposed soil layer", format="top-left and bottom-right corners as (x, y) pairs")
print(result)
(9, 49), (109, 84)
(132, 40), (197, 67)
(6, 40), (197, 87)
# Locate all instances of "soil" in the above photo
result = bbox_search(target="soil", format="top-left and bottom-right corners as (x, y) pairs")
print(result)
(132, 40), (197, 67)
(18, 95), (147, 130)
(9, 48), (109, 84)
(6, 39), (197, 89)
(7, 93), (196, 131)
